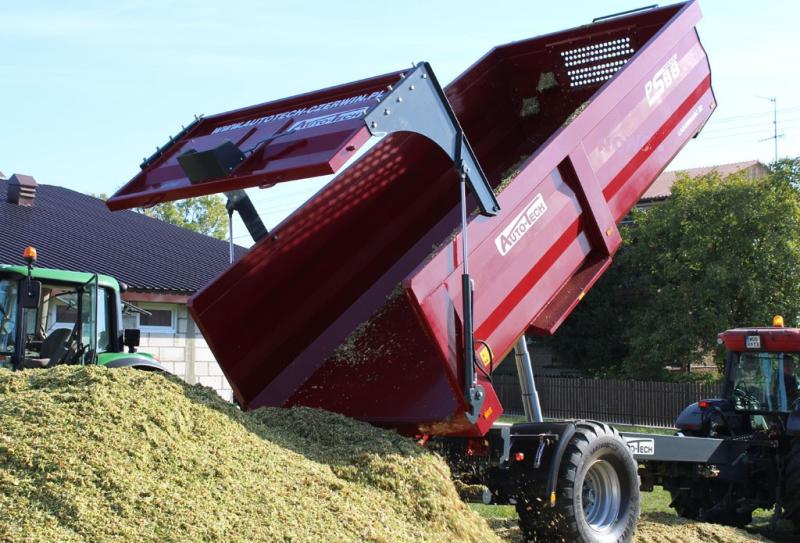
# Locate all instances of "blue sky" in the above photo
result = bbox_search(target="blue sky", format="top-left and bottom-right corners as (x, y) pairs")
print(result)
(2, 1), (799, 242)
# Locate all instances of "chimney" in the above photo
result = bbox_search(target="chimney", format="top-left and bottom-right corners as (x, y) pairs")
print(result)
(7, 174), (37, 206)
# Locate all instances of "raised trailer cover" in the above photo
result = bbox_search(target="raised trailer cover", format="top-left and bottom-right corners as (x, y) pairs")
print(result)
(109, 1), (714, 437)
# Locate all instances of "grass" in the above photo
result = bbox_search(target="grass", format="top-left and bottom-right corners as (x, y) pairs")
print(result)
(472, 486), (795, 542)
(498, 415), (677, 436)
(471, 488), (673, 520)
(469, 504), (517, 519)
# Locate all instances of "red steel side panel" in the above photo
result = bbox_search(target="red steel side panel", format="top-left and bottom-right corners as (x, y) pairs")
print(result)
(107, 71), (404, 210)
(127, 1), (713, 437)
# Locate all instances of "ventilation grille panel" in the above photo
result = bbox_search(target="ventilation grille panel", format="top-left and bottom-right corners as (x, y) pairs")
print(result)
(561, 37), (635, 88)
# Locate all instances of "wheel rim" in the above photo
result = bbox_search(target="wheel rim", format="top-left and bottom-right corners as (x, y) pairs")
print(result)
(582, 458), (622, 533)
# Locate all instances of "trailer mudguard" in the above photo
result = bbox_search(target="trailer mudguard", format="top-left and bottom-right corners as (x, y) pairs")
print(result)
(675, 398), (730, 433)
(103, 357), (167, 372)
(110, 1), (714, 437)
(509, 421), (576, 504)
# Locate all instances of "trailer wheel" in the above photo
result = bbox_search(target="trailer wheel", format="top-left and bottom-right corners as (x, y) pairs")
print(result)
(515, 421), (639, 543)
(785, 438), (800, 532)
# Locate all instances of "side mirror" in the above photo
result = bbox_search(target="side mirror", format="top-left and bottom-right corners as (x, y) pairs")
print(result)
(21, 279), (41, 309)
(123, 328), (141, 353)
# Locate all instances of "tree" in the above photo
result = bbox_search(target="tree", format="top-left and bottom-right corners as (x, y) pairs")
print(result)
(137, 196), (229, 240)
(548, 158), (800, 379)
(542, 258), (634, 376)
(622, 164), (800, 376)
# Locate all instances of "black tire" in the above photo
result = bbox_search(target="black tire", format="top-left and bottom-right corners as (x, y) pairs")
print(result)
(515, 421), (639, 543)
(666, 480), (752, 528)
(785, 438), (800, 532)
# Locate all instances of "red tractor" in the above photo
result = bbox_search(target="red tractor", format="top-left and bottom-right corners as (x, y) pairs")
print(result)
(628, 317), (800, 531)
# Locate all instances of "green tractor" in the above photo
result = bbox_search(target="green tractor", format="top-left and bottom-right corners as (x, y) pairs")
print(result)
(0, 247), (163, 372)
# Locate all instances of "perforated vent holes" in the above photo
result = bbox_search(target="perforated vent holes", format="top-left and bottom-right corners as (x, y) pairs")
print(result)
(561, 37), (635, 88)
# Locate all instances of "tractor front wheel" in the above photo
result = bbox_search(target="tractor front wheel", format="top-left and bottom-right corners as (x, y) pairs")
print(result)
(516, 421), (639, 543)
(666, 480), (752, 528)
(785, 438), (800, 532)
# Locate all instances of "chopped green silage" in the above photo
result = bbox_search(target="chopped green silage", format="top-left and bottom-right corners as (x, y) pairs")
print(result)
(497, 154), (532, 194)
(331, 284), (405, 366)
(519, 97), (540, 118)
(563, 100), (589, 126)
(535, 72), (559, 93)
(0, 366), (501, 543)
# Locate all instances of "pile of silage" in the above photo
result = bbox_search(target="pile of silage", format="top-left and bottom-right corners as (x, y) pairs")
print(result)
(633, 513), (771, 543)
(0, 366), (501, 543)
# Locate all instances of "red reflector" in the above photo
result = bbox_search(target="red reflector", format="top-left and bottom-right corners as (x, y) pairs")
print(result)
(515, 452), (525, 462)
(465, 437), (489, 456)
(699, 400), (710, 409)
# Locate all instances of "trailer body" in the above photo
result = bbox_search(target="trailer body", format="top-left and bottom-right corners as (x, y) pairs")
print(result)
(110, 2), (713, 438)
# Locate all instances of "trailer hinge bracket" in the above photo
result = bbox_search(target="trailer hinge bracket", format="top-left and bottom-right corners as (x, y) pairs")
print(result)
(364, 62), (500, 217)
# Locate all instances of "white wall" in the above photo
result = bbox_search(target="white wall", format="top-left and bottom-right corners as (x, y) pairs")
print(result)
(125, 303), (234, 402)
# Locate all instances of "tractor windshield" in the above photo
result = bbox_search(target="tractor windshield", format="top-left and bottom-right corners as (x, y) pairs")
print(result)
(732, 352), (800, 412)
(14, 277), (107, 369)
(0, 279), (19, 360)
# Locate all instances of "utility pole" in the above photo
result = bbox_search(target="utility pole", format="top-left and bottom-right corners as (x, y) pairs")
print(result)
(757, 96), (783, 162)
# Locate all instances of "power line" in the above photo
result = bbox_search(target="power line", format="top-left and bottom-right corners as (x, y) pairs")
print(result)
(696, 129), (775, 142)
(706, 106), (800, 124)
(700, 115), (800, 134)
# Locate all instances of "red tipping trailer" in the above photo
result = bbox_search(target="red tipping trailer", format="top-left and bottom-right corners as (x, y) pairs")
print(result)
(110, 3), (713, 439)
(110, 3), (715, 540)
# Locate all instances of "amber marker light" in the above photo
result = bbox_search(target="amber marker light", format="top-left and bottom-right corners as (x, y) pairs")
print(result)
(22, 246), (37, 264)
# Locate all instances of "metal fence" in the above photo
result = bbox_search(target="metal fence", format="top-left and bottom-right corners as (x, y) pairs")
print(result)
(493, 374), (722, 428)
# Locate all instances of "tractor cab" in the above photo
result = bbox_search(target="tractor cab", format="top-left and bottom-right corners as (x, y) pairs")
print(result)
(0, 247), (160, 372)
(719, 319), (800, 415)
(676, 317), (800, 437)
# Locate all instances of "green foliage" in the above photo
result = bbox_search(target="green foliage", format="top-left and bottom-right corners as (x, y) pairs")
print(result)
(542, 258), (634, 377)
(137, 195), (228, 240)
(769, 157), (800, 188)
(623, 166), (800, 376)
(549, 159), (800, 379)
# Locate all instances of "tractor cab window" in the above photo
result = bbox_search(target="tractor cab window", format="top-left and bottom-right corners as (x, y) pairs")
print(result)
(18, 277), (109, 367)
(0, 279), (19, 364)
(733, 352), (800, 412)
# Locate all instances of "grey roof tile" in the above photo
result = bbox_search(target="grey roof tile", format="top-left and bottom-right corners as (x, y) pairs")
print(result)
(0, 180), (246, 293)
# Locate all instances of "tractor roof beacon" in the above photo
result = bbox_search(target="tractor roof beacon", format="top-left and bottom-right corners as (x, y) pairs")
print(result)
(108, 2), (715, 542)
(0, 246), (164, 372)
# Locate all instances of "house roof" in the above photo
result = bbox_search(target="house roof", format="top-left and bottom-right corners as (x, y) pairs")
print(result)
(641, 160), (768, 201)
(0, 180), (247, 294)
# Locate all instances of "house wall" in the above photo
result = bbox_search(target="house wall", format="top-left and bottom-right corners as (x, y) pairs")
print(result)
(123, 301), (234, 402)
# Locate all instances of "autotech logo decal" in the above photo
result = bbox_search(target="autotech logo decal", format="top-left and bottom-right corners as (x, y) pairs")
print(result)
(495, 194), (547, 256)
(287, 107), (369, 132)
(624, 436), (655, 456)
